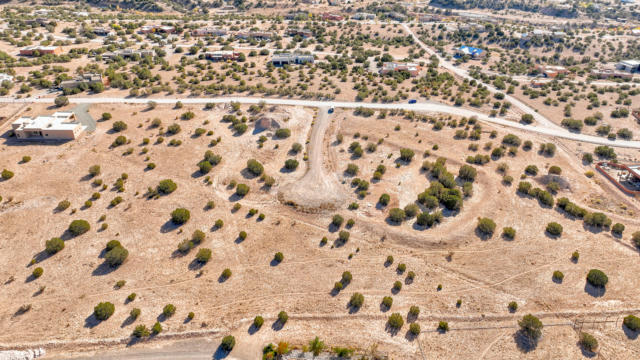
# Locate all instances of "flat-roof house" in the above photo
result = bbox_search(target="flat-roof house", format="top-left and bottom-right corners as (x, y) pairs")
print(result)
(12, 112), (85, 140)
(352, 13), (376, 20)
(235, 31), (273, 40)
(534, 65), (568, 78)
(590, 67), (633, 80)
(101, 49), (154, 61)
(192, 27), (227, 37)
(93, 27), (115, 36)
(322, 13), (344, 21)
(380, 62), (421, 77)
(205, 50), (240, 61)
(139, 25), (175, 34)
(287, 28), (313, 38)
(455, 45), (485, 59)
(616, 60), (640, 73)
(59, 73), (109, 89)
(0, 73), (14, 83)
(271, 53), (314, 66)
(20, 45), (62, 56)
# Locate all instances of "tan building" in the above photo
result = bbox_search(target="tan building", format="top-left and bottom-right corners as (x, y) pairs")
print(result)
(59, 73), (109, 89)
(380, 62), (421, 77)
(12, 112), (85, 140)
(19, 45), (62, 56)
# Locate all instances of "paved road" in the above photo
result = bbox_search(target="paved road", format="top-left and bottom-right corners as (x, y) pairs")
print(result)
(3, 96), (640, 148)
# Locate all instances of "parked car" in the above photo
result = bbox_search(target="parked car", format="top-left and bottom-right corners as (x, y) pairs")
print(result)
(328, 107), (334, 113)
(408, 99), (417, 104)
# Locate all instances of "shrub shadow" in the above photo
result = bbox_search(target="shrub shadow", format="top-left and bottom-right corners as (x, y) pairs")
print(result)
(84, 313), (101, 329)
(584, 283), (606, 297)
(213, 346), (231, 359)
(160, 220), (181, 233)
(92, 262), (118, 276)
(623, 324), (639, 339)
(513, 331), (538, 352)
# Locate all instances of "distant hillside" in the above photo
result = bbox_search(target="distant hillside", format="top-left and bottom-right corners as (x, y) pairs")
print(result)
(64, 0), (206, 12)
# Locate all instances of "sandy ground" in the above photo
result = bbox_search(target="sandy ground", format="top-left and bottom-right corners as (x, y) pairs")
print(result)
(0, 101), (639, 359)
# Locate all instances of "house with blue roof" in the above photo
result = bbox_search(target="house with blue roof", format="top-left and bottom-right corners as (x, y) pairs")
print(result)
(455, 45), (485, 59)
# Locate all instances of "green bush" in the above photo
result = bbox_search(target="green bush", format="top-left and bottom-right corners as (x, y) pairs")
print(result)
(476, 217), (496, 236)
(192, 230), (205, 244)
(525, 165), (538, 176)
(171, 208), (190, 224)
(349, 293), (364, 308)
(236, 183), (250, 196)
(409, 305), (420, 317)
(32, 267), (43, 278)
(163, 304), (176, 317)
(94, 302), (115, 320)
(580, 332), (598, 352)
(127, 293), (137, 302)
(332, 214), (344, 227)
(518, 314), (543, 340)
(56, 200), (71, 211)
(284, 159), (299, 170)
(546, 222), (563, 236)
(167, 124), (181, 134)
(195, 248), (212, 263)
(198, 160), (213, 174)
(338, 230), (350, 243)
(397, 263), (406, 273)
(112, 121), (127, 132)
(399, 148), (415, 162)
(404, 204), (419, 218)
(105, 245), (128, 267)
(221, 335), (236, 351)
(132, 324), (150, 337)
(278, 311), (288, 324)
(458, 164), (477, 181)
(393, 281), (402, 291)
(345, 163), (359, 176)
(502, 227), (516, 239)
(246, 159), (264, 176)
(409, 323), (421, 335)
(274, 252), (284, 263)
(157, 179), (177, 194)
(388, 208), (406, 223)
(68, 219), (90, 236)
(623, 315), (640, 331)
(106, 240), (121, 251)
(45, 237), (64, 254)
(221, 268), (232, 279)
(253, 316), (264, 329)
(438, 321), (449, 332)
(586, 269), (608, 287)
(152, 321), (162, 334)
(381, 296), (393, 309)
(508, 301), (518, 312)
(54, 95), (68, 107)
(611, 223), (625, 235)
(552, 271), (564, 282)
(275, 128), (291, 138)
(633, 231), (640, 247)
(387, 313), (404, 329)
(378, 193), (390, 206)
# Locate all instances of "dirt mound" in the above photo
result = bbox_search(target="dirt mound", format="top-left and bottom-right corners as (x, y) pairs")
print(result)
(254, 116), (282, 131)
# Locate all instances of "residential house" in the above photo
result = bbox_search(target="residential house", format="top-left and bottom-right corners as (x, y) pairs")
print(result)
(380, 62), (421, 77)
(534, 65), (569, 78)
(0, 73), (13, 83)
(139, 25), (175, 34)
(205, 51), (240, 61)
(352, 13), (376, 20)
(101, 49), (154, 61)
(12, 112), (85, 140)
(590, 67), (633, 79)
(59, 73), (109, 90)
(192, 27), (227, 37)
(271, 53), (315, 66)
(322, 13), (344, 21)
(387, 12), (407, 22)
(19, 46), (62, 56)
(287, 28), (313, 38)
(235, 31), (274, 41)
(455, 45), (485, 59)
(93, 27), (115, 36)
(616, 60), (640, 73)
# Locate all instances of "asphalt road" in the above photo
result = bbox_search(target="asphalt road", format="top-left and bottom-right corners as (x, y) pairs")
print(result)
(3, 96), (639, 148)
